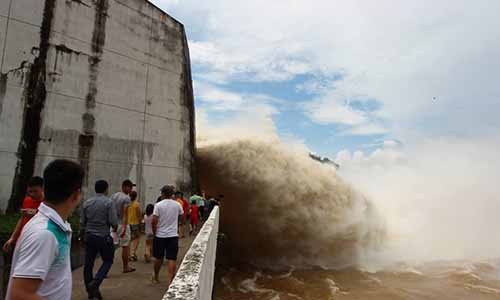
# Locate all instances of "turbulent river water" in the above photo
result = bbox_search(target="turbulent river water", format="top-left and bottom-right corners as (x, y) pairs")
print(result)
(197, 140), (500, 300)
(213, 260), (500, 300)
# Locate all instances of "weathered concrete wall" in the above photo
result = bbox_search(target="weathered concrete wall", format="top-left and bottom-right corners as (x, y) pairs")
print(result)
(165, 206), (219, 300)
(0, 0), (195, 212)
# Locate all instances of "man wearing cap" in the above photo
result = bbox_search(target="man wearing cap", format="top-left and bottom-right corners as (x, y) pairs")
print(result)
(110, 179), (136, 273)
(152, 185), (184, 286)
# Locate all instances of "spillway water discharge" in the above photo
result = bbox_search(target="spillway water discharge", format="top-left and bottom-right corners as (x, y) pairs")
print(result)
(197, 135), (500, 300)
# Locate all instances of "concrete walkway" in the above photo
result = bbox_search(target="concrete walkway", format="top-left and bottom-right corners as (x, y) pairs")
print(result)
(72, 232), (195, 300)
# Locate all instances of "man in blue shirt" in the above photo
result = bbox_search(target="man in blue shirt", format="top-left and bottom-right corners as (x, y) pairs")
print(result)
(80, 180), (118, 299)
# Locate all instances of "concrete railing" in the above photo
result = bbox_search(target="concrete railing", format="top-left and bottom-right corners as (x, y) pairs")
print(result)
(164, 206), (219, 300)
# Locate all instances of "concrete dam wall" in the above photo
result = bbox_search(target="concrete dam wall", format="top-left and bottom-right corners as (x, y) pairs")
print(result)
(0, 0), (195, 212)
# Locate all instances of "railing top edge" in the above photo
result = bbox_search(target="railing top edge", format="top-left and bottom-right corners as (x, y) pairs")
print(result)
(163, 206), (219, 300)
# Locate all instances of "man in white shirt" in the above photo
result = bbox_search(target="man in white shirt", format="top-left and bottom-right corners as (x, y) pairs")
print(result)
(110, 179), (136, 273)
(7, 159), (84, 300)
(152, 185), (184, 286)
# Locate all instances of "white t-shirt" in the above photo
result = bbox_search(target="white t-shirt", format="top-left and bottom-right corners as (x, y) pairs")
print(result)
(7, 203), (72, 300)
(153, 199), (183, 238)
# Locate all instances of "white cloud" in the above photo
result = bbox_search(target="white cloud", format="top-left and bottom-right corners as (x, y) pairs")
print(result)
(305, 100), (366, 126)
(194, 80), (282, 146)
(194, 81), (244, 111)
(383, 140), (399, 148)
(189, 39), (312, 82)
(196, 101), (279, 147)
(156, 0), (500, 138)
(340, 123), (388, 136)
(194, 81), (279, 112)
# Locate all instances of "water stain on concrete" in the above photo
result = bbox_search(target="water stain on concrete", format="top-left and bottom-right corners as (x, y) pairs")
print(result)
(39, 127), (156, 198)
(0, 73), (7, 116)
(7, 0), (56, 213)
(181, 31), (196, 191)
(68, 0), (91, 8)
(49, 44), (83, 78)
(78, 0), (109, 186)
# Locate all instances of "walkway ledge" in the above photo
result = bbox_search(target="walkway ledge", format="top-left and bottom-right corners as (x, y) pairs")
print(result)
(164, 207), (220, 300)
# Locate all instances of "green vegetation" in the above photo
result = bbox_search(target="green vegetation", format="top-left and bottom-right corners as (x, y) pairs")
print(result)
(0, 214), (19, 245)
(0, 213), (80, 245)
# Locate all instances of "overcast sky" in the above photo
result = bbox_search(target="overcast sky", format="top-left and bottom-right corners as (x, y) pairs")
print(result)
(152, 0), (500, 157)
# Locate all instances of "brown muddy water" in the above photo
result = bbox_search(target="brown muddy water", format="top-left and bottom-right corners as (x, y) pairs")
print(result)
(197, 140), (500, 300)
(214, 261), (500, 300)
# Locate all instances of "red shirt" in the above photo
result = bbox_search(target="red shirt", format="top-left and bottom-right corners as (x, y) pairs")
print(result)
(20, 196), (43, 228)
(181, 199), (189, 217)
(190, 205), (199, 222)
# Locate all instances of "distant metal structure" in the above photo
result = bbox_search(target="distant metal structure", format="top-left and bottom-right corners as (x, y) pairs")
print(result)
(309, 152), (340, 169)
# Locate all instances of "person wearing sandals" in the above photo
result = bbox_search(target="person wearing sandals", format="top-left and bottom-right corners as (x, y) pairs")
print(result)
(128, 191), (141, 262)
(110, 179), (136, 274)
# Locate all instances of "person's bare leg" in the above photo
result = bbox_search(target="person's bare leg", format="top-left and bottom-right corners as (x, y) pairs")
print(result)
(132, 236), (140, 257)
(122, 246), (130, 271)
(167, 260), (177, 286)
(145, 239), (151, 262)
(154, 258), (163, 281)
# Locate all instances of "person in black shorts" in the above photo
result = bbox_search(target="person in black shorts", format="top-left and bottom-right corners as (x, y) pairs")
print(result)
(153, 237), (178, 261)
(151, 185), (184, 286)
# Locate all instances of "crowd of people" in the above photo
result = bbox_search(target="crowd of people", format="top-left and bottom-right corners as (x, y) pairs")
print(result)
(2, 159), (220, 300)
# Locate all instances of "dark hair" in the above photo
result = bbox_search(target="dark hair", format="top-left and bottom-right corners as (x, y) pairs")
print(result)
(161, 185), (174, 198)
(122, 179), (135, 187)
(27, 176), (44, 187)
(161, 189), (174, 198)
(95, 180), (108, 194)
(130, 190), (138, 201)
(43, 159), (84, 205)
(174, 191), (183, 197)
(145, 204), (154, 216)
(191, 200), (196, 205)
